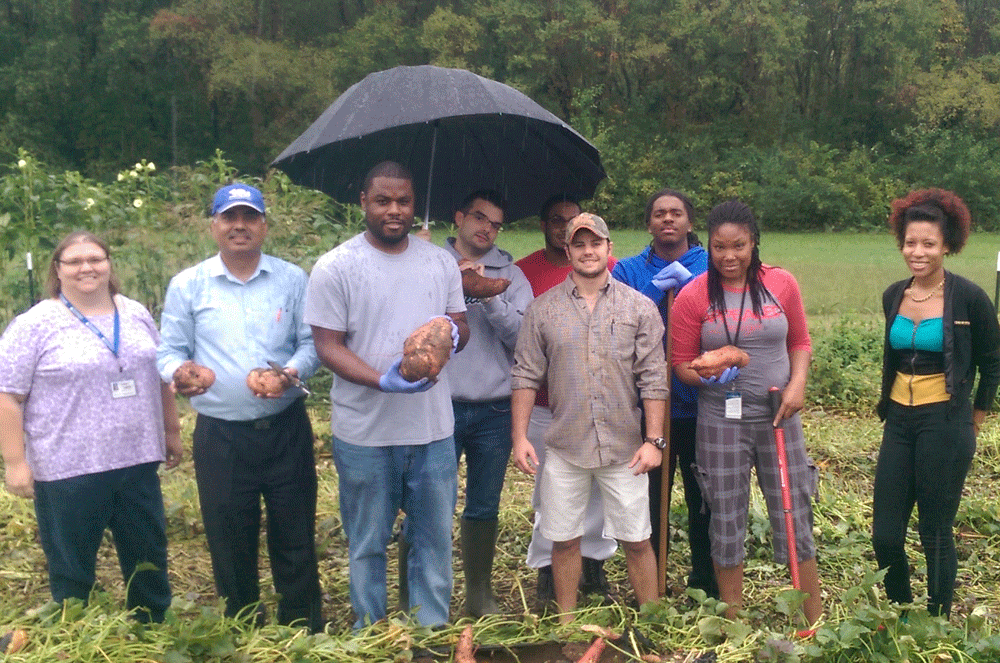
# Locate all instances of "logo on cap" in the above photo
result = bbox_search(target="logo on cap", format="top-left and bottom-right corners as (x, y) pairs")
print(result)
(212, 183), (265, 216)
(567, 212), (610, 242)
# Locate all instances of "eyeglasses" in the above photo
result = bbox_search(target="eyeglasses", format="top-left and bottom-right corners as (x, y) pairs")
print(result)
(59, 256), (108, 268)
(466, 210), (503, 231)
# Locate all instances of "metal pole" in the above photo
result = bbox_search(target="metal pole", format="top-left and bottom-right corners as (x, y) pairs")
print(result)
(994, 250), (999, 311)
(26, 252), (34, 309)
(657, 289), (674, 596)
(422, 121), (439, 230)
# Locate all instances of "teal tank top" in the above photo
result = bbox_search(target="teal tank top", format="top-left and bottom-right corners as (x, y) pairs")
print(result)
(890, 315), (943, 352)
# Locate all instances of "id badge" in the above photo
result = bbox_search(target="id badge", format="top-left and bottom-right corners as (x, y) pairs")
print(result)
(725, 391), (742, 420)
(110, 372), (137, 399)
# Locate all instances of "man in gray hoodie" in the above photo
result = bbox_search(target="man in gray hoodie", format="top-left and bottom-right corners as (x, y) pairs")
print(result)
(443, 190), (533, 616)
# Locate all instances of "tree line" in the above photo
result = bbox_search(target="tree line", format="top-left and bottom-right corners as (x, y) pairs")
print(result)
(2, 0), (1000, 229)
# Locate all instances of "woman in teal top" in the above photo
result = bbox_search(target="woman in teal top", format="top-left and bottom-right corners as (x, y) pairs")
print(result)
(873, 188), (1000, 618)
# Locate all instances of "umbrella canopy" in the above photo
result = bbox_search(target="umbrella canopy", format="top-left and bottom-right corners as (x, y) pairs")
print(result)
(271, 65), (606, 222)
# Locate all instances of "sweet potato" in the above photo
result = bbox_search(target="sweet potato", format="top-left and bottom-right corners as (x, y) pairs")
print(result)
(0, 629), (27, 654)
(173, 361), (216, 390)
(577, 637), (606, 663)
(462, 269), (510, 299)
(400, 317), (453, 382)
(246, 367), (288, 397)
(454, 624), (476, 663)
(689, 345), (750, 378)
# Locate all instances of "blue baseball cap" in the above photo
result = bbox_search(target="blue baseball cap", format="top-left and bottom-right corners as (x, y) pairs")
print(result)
(212, 183), (266, 216)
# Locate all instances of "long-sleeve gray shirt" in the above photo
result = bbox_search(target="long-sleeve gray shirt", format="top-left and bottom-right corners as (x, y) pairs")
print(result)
(444, 238), (533, 401)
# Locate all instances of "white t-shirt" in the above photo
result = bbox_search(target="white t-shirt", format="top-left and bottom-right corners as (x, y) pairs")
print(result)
(305, 233), (466, 446)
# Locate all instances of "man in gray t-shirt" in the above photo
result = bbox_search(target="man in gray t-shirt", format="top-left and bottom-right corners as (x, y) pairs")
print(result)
(305, 161), (469, 629)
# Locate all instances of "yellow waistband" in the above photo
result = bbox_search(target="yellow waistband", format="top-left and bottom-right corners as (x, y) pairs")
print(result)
(890, 371), (949, 406)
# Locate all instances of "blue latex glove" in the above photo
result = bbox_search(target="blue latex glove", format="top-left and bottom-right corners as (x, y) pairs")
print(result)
(699, 366), (740, 385)
(379, 357), (434, 393)
(651, 262), (693, 292)
(428, 315), (461, 355)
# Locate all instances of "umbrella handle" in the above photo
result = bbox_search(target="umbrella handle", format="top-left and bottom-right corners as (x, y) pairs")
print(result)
(422, 121), (439, 230)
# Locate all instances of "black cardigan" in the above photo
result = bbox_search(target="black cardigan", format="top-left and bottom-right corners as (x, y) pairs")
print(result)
(877, 270), (1000, 420)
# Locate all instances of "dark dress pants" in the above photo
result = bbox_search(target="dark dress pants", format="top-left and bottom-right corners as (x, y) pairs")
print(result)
(193, 398), (322, 630)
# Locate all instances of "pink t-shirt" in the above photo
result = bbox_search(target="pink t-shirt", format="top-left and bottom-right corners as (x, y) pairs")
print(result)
(671, 265), (810, 421)
(0, 297), (167, 480)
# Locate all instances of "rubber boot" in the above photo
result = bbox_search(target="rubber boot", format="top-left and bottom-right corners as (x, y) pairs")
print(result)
(398, 534), (410, 614)
(461, 518), (500, 617)
(581, 557), (612, 602)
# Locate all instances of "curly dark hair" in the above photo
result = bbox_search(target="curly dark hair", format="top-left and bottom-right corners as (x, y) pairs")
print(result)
(888, 188), (971, 254)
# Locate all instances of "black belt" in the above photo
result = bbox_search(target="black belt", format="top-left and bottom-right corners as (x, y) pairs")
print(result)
(204, 399), (303, 430)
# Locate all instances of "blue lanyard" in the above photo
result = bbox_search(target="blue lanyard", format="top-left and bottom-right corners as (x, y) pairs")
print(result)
(60, 293), (120, 358)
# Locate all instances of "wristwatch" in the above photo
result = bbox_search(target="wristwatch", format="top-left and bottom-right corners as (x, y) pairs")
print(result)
(644, 436), (667, 450)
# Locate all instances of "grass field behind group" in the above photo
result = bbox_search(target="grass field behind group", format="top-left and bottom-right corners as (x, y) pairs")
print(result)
(4, 227), (1000, 661)
(426, 225), (1000, 318)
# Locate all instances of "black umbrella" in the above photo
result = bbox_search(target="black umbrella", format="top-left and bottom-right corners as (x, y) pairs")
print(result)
(271, 65), (606, 223)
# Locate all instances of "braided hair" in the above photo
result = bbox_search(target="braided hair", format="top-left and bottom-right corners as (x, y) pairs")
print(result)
(705, 200), (771, 317)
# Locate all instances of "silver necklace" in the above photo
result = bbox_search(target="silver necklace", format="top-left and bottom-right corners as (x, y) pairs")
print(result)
(910, 277), (945, 302)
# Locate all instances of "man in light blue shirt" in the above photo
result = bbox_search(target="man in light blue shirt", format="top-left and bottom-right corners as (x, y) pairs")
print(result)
(157, 183), (323, 631)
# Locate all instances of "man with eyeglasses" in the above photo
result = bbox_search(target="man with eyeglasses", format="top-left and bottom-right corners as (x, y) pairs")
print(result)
(157, 183), (324, 631)
(514, 195), (618, 607)
(442, 190), (532, 616)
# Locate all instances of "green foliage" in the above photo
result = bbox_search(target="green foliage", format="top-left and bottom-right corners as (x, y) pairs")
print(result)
(889, 125), (1000, 230)
(3, 0), (1000, 213)
(0, 150), (358, 328)
(744, 143), (906, 232)
(591, 128), (905, 232)
(807, 316), (883, 414)
(420, 7), (485, 72)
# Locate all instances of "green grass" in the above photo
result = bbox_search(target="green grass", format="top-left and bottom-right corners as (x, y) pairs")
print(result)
(423, 226), (1000, 318)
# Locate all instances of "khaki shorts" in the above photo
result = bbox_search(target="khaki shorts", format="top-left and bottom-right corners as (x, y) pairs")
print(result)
(539, 447), (651, 543)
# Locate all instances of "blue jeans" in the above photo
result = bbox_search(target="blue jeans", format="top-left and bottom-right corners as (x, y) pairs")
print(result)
(34, 462), (171, 622)
(332, 436), (458, 628)
(453, 398), (512, 520)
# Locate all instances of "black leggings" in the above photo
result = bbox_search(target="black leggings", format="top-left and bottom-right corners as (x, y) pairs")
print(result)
(871, 400), (975, 617)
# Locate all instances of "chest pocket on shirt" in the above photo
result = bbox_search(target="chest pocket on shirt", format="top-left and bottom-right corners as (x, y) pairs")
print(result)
(613, 321), (638, 360)
(262, 296), (298, 348)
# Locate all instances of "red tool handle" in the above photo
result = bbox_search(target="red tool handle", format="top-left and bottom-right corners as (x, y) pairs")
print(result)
(769, 387), (800, 589)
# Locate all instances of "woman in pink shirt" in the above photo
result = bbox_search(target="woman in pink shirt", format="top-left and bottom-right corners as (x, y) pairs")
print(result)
(671, 201), (822, 627)
(0, 231), (182, 622)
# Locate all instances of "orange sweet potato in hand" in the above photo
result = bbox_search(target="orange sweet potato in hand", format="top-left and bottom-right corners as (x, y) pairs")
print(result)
(246, 367), (288, 397)
(399, 317), (454, 381)
(173, 361), (216, 391)
(462, 269), (510, 299)
(689, 345), (750, 378)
